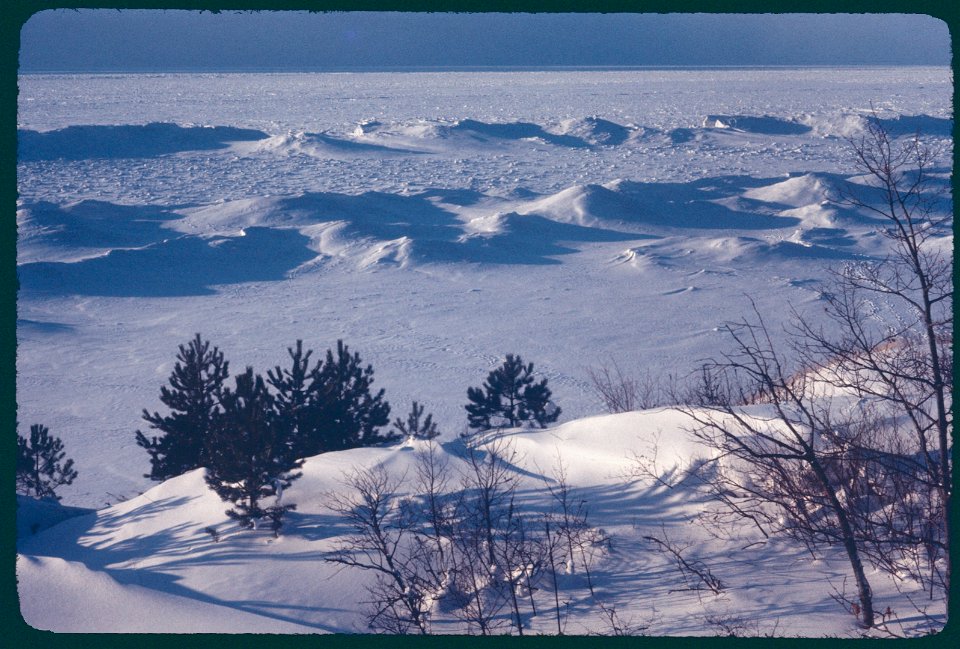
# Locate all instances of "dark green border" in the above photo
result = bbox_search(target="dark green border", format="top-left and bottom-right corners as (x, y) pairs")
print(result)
(3, 1), (957, 648)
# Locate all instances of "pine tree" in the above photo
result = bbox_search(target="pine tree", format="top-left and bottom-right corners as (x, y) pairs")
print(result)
(392, 401), (441, 441)
(266, 340), (323, 458)
(135, 334), (229, 480)
(310, 340), (396, 453)
(203, 368), (303, 531)
(268, 339), (396, 456)
(465, 354), (561, 431)
(16, 423), (78, 501)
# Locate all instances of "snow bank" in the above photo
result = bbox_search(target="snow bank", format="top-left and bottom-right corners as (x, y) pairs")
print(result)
(16, 407), (945, 635)
(17, 554), (316, 633)
(742, 173), (833, 207)
(701, 114), (812, 135)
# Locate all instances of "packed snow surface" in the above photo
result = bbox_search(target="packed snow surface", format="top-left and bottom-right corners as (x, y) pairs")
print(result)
(15, 68), (952, 634)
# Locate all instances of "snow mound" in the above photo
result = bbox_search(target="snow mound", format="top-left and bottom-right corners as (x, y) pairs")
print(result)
(795, 112), (952, 138)
(244, 130), (420, 158)
(779, 205), (850, 231)
(519, 182), (634, 227)
(16, 408), (944, 635)
(494, 409), (716, 486)
(18, 123), (269, 161)
(742, 173), (834, 207)
(707, 235), (854, 262)
(457, 210), (635, 264)
(17, 169), (888, 297)
(17, 555), (316, 633)
(447, 118), (585, 147)
(797, 112), (869, 138)
(351, 118), (593, 150)
(548, 116), (635, 146)
(701, 115), (812, 135)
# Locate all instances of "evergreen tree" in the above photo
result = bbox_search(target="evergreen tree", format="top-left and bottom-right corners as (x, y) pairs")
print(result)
(309, 340), (395, 453)
(266, 340), (323, 458)
(392, 401), (441, 441)
(16, 423), (78, 501)
(135, 334), (229, 481)
(203, 368), (303, 531)
(465, 354), (561, 431)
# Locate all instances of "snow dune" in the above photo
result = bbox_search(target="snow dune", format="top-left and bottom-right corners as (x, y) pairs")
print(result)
(16, 164), (884, 294)
(17, 409), (940, 635)
(701, 114), (812, 135)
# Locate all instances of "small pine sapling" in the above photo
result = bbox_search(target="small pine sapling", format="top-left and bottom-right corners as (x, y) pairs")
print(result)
(465, 354), (561, 431)
(267, 339), (323, 458)
(16, 423), (78, 501)
(392, 401), (441, 441)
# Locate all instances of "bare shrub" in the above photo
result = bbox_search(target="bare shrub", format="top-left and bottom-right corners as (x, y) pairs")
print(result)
(587, 359), (640, 413)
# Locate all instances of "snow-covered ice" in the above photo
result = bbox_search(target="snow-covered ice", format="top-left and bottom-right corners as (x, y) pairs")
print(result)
(15, 67), (952, 634)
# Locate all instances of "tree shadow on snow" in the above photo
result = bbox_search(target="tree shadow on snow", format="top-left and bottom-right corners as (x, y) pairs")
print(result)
(18, 494), (342, 631)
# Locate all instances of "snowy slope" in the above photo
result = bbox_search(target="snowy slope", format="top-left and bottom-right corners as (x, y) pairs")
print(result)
(16, 412), (943, 635)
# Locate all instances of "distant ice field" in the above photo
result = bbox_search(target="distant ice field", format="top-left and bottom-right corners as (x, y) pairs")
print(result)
(16, 68), (953, 508)
(18, 68), (952, 200)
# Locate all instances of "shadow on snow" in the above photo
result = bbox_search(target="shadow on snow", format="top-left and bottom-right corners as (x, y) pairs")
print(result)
(18, 123), (269, 161)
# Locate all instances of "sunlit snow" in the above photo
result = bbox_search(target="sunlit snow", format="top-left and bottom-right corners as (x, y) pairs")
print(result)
(15, 67), (952, 635)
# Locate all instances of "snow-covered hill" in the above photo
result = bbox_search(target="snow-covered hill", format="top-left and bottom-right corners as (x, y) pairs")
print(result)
(16, 411), (943, 635)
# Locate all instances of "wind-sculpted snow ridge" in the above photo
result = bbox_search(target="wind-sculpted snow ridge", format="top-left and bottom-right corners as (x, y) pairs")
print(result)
(244, 130), (426, 158)
(548, 116), (640, 146)
(16, 410), (943, 635)
(15, 168), (902, 299)
(533, 179), (800, 232)
(695, 112), (954, 142)
(343, 113), (861, 155)
(344, 117), (651, 152)
(701, 114), (813, 135)
(794, 112), (954, 139)
(741, 172), (836, 207)
(17, 123), (270, 161)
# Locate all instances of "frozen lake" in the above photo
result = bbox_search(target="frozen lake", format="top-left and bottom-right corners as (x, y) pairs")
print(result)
(16, 67), (953, 508)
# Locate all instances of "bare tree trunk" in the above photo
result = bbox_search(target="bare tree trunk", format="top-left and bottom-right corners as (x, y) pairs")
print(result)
(807, 453), (875, 628)
(545, 519), (563, 635)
